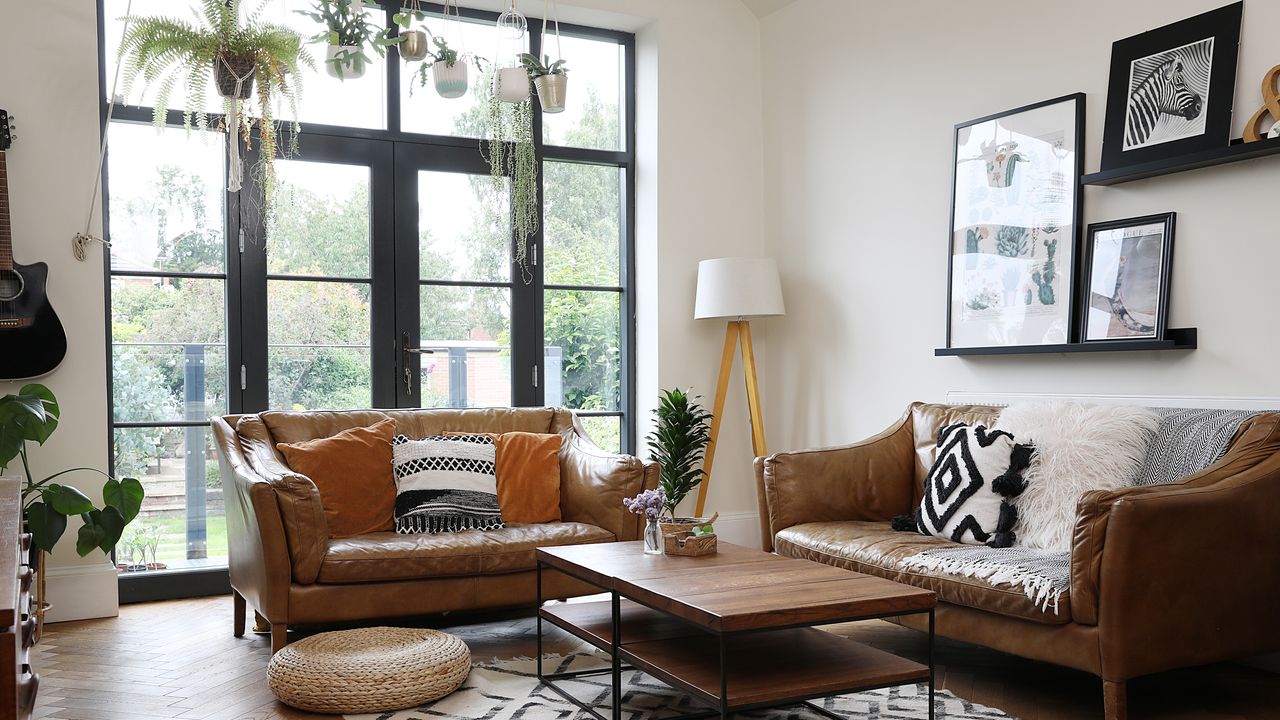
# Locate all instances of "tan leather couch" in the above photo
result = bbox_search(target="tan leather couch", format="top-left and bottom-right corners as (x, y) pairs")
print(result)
(212, 407), (657, 653)
(756, 402), (1280, 720)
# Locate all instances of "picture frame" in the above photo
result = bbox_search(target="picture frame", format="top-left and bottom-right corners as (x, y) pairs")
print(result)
(1080, 213), (1176, 343)
(945, 93), (1085, 349)
(1100, 2), (1243, 171)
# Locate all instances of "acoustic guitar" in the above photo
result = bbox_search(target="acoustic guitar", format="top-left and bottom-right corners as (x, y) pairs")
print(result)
(0, 109), (67, 379)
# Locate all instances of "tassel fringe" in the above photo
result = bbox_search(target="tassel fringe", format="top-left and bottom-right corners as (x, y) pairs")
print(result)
(899, 552), (1065, 614)
(397, 513), (505, 534)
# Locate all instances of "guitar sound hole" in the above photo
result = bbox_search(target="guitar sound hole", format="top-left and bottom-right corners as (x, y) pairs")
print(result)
(0, 269), (23, 302)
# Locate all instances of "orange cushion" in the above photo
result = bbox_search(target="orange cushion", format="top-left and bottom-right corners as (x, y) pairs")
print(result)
(445, 431), (562, 523)
(276, 419), (397, 538)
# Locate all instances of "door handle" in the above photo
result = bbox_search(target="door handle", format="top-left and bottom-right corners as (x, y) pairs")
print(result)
(402, 332), (443, 396)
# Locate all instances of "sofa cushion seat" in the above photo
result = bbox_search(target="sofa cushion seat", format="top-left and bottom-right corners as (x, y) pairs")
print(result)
(316, 522), (615, 584)
(774, 521), (1072, 625)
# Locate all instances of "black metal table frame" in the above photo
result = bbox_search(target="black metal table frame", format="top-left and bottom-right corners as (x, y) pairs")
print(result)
(535, 559), (936, 720)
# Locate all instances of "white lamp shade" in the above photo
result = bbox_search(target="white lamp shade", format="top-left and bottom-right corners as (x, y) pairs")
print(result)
(694, 257), (786, 320)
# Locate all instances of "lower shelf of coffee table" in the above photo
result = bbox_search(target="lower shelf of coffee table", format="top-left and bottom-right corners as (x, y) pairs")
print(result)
(540, 599), (930, 709)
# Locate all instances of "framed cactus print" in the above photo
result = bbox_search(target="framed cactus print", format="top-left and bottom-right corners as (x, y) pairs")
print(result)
(945, 94), (1085, 349)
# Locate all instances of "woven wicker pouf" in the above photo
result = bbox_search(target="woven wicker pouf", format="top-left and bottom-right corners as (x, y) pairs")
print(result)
(267, 627), (470, 713)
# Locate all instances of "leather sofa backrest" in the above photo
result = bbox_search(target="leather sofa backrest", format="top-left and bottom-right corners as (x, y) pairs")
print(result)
(250, 407), (575, 446)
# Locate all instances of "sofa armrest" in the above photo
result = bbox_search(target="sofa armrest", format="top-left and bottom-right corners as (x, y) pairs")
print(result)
(756, 409), (916, 552)
(227, 416), (330, 585)
(213, 418), (296, 622)
(559, 431), (657, 541)
(1070, 413), (1280, 626)
(1089, 451), (1280, 681)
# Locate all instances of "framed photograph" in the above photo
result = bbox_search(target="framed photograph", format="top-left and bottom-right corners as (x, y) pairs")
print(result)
(1100, 2), (1242, 171)
(1080, 213), (1176, 342)
(946, 93), (1085, 349)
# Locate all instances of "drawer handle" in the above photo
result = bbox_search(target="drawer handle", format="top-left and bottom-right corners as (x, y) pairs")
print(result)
(21, 617), (36, 648)
(17, 566), (32, 592)
(16, 670), (38, 711)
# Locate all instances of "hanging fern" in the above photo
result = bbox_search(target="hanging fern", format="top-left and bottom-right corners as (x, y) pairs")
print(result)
(117, 0), (312, 205)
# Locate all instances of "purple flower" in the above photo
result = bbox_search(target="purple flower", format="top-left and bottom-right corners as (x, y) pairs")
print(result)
(623, 488), (666, 518)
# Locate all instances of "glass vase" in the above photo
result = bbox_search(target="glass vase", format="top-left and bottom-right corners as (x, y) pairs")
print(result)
(643, 516), (663, 555)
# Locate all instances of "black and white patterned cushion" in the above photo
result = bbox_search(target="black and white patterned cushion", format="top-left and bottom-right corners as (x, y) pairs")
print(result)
(391, 434), (504, 534)
(892, 422), (1033, 548)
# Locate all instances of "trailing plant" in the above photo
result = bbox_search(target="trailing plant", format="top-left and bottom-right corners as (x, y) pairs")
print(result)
(477, 64), (538, 282)
(299, 0), (401, 78)
(118, 0), (312, 204)
(645, 388), (714, 518)
(0, 385), (145, 557)
(519, 53), (568, 78)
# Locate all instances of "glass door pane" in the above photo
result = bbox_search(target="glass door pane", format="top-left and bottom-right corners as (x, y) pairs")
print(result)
(417, 170), (512, 408)
(266, 159), (374, 410)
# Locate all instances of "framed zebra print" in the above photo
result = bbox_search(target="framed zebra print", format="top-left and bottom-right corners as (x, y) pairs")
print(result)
(1100, 2), (1243, 171)
(945, 94), (1085, 349)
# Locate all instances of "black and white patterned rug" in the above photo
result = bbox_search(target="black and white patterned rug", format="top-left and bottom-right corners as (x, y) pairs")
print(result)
(346, 650), (1014, 720)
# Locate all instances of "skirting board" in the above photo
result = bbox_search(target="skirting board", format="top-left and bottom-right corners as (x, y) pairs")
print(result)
(44, 561), (120, 623)
(712, 511), (761, 551)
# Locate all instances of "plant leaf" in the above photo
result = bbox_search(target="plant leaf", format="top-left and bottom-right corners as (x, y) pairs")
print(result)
(44, 483), (95, 515)
(76, 513), (109, 557)
(26, 501), (66, 554)
(103, 477), (145, 525)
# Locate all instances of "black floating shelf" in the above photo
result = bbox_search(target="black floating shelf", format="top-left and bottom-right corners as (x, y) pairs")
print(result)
(935, 328), (1197, 357)
(1082, 136), (1280, 186)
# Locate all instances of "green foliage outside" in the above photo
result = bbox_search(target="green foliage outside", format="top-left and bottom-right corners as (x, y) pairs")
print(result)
(110, 80), (626, 553)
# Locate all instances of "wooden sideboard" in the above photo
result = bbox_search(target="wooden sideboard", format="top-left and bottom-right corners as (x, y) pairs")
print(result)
(0, 478), (36, 719)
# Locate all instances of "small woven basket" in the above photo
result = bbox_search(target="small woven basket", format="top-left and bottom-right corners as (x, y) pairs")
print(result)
(267, 626), (470, 713)
(664, 530), (718, 556)
(659, 512), (719, 537)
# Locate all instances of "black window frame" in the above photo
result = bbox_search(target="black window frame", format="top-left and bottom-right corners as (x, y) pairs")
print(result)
(97, 0), (637, 602)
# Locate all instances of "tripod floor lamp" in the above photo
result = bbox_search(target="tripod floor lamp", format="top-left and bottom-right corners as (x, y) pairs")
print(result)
(692, 257), (786, 517)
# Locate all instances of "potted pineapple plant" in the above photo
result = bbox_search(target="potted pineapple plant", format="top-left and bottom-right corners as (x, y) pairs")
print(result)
(117, 0), (312, 198)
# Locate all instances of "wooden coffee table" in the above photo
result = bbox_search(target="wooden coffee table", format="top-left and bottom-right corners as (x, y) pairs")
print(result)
(536, 540), (937, 720)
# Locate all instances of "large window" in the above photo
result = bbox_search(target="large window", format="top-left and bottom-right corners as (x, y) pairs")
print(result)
(100, 0), (636, 596)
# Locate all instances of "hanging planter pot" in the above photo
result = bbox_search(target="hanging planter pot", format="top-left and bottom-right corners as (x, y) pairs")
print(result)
(493, 66), (530, 102)
(399, 29), (430, 62)
(434, 59), (469, 99)
(325, 44), (367, 80)
(213, 54), (256, 99)
(533, 74), (567, 113)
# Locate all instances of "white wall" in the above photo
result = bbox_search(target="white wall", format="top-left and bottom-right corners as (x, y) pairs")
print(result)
(759, 0), (1280, 453)
(0, 0), (768, 619)
(0, 0), (119, 621)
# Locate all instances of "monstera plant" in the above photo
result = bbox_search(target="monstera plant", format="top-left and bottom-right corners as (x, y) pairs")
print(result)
(0, 385), (144, 556)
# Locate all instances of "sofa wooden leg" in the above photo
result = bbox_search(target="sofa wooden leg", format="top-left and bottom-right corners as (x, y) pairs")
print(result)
(232, 591), (246, 638)
(253, 611), (270, 634)
(270, 623), (289, 654)
(1103, 680), (1127, 720)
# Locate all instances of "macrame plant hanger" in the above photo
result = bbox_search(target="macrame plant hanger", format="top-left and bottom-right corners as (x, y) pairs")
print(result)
(220, 54), (254, 194)
(541, 0), (562, 67)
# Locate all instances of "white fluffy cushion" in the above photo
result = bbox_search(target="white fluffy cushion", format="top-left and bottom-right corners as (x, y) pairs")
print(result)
(996, 402), (1159, 551)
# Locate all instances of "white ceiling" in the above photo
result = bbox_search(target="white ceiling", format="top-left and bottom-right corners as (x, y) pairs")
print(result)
(738, 0), (800, 18)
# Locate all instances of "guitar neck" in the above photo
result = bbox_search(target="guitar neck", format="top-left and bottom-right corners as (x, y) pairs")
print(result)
(0, 151), (10, 272)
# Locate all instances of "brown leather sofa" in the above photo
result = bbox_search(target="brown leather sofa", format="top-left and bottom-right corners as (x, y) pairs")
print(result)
(212, 407), (657, 653)
(756, 402), (1280, 720)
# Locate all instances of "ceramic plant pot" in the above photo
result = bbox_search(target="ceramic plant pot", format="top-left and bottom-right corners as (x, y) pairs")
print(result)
(433, 59), (469, 99)
(213, 54), (256, 99)
(493, 66), (531, 103)
(325, 44), (367, 80)
(399, 30), (430, 62)
(533, 73), (567, 113)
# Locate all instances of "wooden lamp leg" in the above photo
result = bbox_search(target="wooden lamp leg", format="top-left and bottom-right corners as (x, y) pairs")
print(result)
(738, 320), (767, 459)
(695, 321), (740, 518)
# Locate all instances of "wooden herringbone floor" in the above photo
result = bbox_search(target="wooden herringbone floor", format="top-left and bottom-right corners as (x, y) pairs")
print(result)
(29, 595), (1280, 719)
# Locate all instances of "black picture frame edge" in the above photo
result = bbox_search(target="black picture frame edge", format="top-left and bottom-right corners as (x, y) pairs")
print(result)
(1078, 211), (1177, 344)
(944, 92), (1087, 349)
(1098, 1), (1244, 172)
